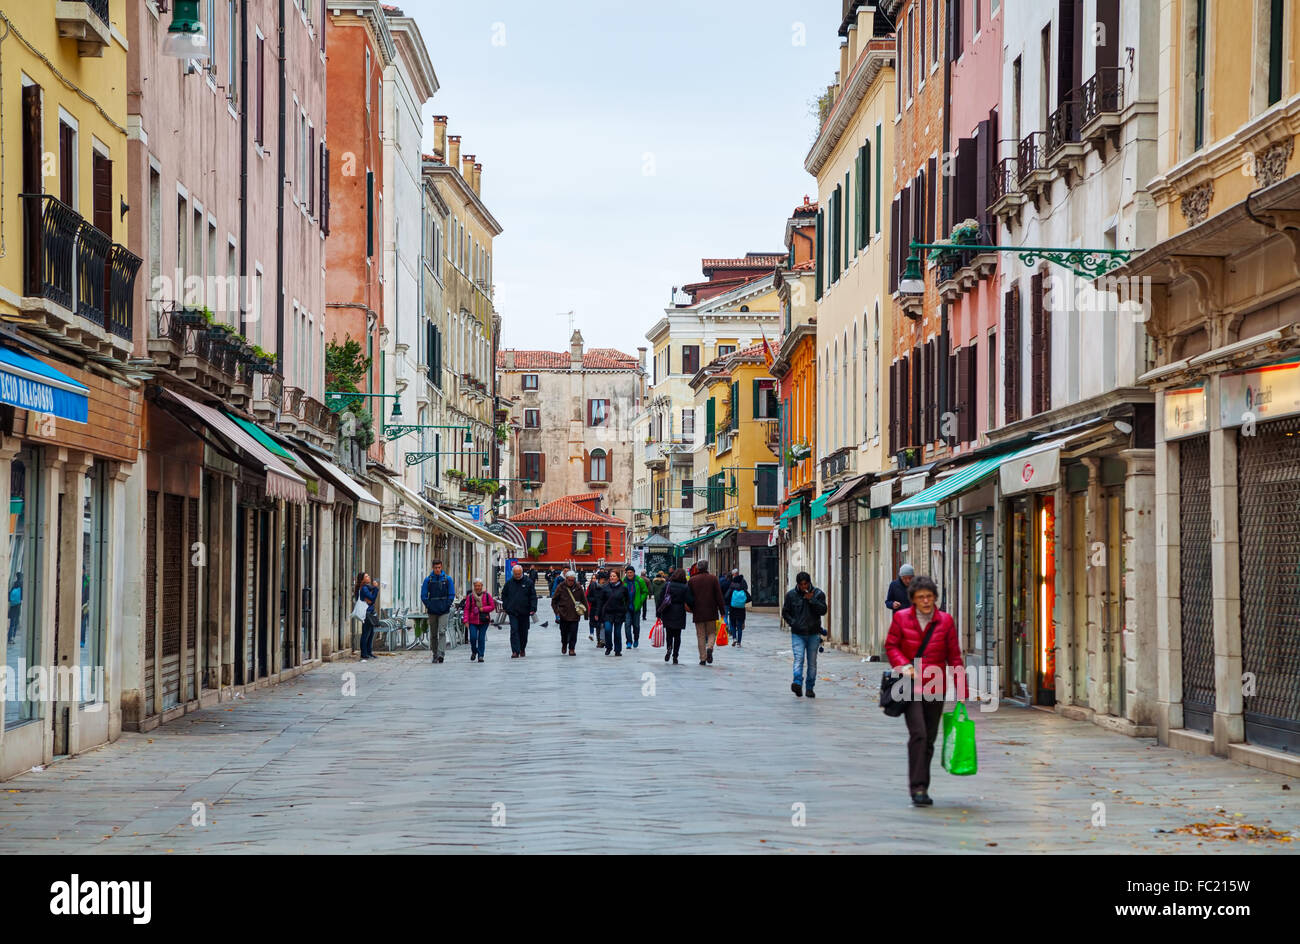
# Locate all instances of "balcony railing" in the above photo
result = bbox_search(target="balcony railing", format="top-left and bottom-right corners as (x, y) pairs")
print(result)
(21, 193), (140, 345)
(1080, 67), (1124, 127)
(1017, 132), (1046, 184)
(83, 0), (110, 24)
(1046, 95), (1083, 155)
(990, 156), (1019, 205)
(283, 385), (304, 417)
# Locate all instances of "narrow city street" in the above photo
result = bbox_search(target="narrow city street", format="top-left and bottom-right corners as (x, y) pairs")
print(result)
(1, 599), (1293, 855)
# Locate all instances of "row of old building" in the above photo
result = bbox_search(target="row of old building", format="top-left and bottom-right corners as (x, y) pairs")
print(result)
(0, 1), (517, 779)
(633, 0), (1300, 776)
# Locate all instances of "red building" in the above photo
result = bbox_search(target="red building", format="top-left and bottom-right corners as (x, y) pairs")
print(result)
(508, 493), (629, 569)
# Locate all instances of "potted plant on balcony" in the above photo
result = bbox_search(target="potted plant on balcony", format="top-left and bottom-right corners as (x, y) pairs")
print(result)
(174, 305), (209, 327)
(951, 219), (981, 246)
(495, 423), (509, 444)
(204, 321), (234, 342)
(444, 468), (465, 481)
(250, 346), (277, 373)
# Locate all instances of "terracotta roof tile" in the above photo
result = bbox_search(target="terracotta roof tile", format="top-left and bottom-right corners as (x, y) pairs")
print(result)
(700, 255), (786, 270)
(508, 496), (627, 526)
(497, 348), (640, 370)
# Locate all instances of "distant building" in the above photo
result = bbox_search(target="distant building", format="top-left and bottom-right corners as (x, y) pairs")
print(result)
(507, 494), (629, 571)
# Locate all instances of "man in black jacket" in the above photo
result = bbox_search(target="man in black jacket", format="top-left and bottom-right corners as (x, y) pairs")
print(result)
(782, 571), (828, 698)
(885, 564), (914, 613)
(502, 563), (538, 658)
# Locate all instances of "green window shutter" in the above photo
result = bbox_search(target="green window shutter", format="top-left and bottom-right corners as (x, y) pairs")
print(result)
(731, 381), (739, 430)
(814, 209), (824, 300)
(752, 378), (760, 418)
(864, 140), (872, 243)
(844, 170), (851, 268)
(706, 397), (715, 445)
(874, 124), (882, 235)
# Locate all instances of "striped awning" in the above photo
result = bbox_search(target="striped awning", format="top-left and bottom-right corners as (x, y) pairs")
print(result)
(159, 388), (308, 504)
(889, 452), (1008, 529)
(297, 452), (382, 521)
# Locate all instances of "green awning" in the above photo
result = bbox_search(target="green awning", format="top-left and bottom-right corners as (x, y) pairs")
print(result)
(778, 499), (804, 523)
(676, 527), (735, 552)
(226, 412), (297, 463)
(809, 485), (839, 520)
(889, 451), (1008, 530)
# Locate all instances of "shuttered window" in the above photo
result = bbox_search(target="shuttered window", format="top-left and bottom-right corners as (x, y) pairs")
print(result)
(1030, 271), (1051, 415)
(705, 397), (715, 445)
(1004, 284), (1021, 424)
(730, 381), (739, 430)
(814, 208), (824, 300)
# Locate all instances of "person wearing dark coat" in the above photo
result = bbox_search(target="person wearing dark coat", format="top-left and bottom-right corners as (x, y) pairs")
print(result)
(782, 571), (828, 698)
(550, 571), (588, 656)
(586, 571), (608, 646)
(651, 572), (668, 611)
(884, 575), (965, 807)
(501, 563), (539, 658)
(656, 569), (691, 664)
(885, 563), (914, 613)
(686, 560), (724, 665)
(724, 569), (750, 646)
(602, 571), (631, 656)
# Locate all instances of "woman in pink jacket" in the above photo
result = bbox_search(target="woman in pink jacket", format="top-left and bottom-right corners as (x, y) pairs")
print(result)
(884, 575), (965, 806)
(463, 578), (495, 663)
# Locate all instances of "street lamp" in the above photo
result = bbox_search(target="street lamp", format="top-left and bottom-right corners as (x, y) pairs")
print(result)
(162, 1), (210, 60)
(899, 253), (925, 295)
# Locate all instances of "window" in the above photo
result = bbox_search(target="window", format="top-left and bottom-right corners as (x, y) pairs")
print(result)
(681, 345), (700, 375)
(573, 530), (592, 555)
(974, 0), (981, 36)
(754, 379), (779, 418)
(523, 452), (544, 482)
(522, 373), (538, 390)
(524, 409), (540, 428)
(80, 463), (106, 704)
(149, 168), (161, 308)
(920, 0), (927, 73)
(227, 0), (238, 104)
(1268, 0), (1284, 106)
(255, 32), (265, 146)
(681, 478), (694, 509)
(751, 464), (777, 507)
(932, 0), (940, 63)
(587, 399), (609, 426)
(7, 450), (39, 727)
(527, 530), (548, 556)
(604, 531), (612, 558)
(682, 408), (695, 438)
(987, 328), (997, 433)
(589, 448), (608, 482)
(717, 344), (736, 359)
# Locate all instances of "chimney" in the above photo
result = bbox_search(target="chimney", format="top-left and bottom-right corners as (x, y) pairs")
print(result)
(447, 135), (461, 174)
(838, 43), (849, 90)
(504, 349), (516, 370)
(462, 153), (475, 183)
(857, 4), (872, 39)
(847, 23), (858, 64)
(431, 115), (447, 161)
(637, 346), (647, 371)
(472, 162), (482, 195)
(570, 329), (584, 370)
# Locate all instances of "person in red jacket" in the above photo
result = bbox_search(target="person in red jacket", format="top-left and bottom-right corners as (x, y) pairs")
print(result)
(884, 575), (965, 807)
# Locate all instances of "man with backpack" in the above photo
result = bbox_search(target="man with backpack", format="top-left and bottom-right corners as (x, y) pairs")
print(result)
(420, 560), (456, 664)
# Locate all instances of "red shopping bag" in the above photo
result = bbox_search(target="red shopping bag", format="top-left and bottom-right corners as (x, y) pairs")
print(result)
(649, 619), (665, 648)
(716, 621), (729, 647)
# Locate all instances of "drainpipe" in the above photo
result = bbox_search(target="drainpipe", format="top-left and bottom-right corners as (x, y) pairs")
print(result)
(275, 0), (286, 370)
(239, 0), (248, 335)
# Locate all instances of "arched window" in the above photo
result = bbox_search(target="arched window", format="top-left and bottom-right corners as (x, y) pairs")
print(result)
(590, 448), (608, 482)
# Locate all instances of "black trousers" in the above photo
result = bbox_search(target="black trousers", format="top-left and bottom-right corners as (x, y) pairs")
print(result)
(559, 619), (579, 651)
(509, 613), (530, 654)
(728, 606), (746, 641)
(665, 627), (682, 659)
(904, 699), (945, 792)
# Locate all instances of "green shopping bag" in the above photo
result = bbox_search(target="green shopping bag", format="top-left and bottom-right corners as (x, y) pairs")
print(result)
(941, 702), (978, 776)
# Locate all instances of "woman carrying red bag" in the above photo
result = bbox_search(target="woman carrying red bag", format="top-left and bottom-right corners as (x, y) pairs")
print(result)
(657, 569), (690, 665)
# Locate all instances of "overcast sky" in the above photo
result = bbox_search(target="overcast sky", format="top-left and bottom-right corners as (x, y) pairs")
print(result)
(411, 0), (841, 357)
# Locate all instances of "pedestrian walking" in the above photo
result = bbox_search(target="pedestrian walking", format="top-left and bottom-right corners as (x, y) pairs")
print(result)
(719, 569), (732, 602)
(885, 563), (914, 613)
(884, 575), (964, 807)
(782, 571), (827, 697)
(725, 568), (750, 646)
(420, 560), (455, 663)
(463, 579), (495, 662)
(502, 563), (538, 658)
(586, 570), (608, 645)
(651, 570), (667, 613)
(354, 572), (379, 661)
(551, 570), (588, 656)
(624, 565), (649, 648)
(640, 570), (651, 620)
(602, 569), (630, 656)
(657, 568), (690, 664)
(685, 560), (724, 665)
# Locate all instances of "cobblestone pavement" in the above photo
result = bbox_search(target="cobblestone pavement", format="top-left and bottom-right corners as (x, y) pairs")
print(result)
(0, 599), (1295, 854)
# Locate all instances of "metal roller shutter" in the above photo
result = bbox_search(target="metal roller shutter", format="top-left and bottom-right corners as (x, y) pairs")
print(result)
(145, 491), (157, 712)
(161, 494), (184, 710)
(1237, 416), (1300, 752)
(186, 497), (198, 698)
(1178, 436), (1214, 733)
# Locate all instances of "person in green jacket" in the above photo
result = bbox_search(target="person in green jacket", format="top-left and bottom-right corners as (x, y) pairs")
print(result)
(623, 565), (650, 648)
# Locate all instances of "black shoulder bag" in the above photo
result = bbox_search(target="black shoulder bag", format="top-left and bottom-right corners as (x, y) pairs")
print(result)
(880, 619), (939, 717)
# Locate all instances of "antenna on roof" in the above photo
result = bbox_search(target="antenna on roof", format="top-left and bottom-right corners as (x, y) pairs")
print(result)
(555, 310), (575, 336)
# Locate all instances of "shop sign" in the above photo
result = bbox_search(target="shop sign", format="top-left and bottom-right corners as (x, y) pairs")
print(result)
(1219, 359), (1300, 428)
(1163, 384), (1208, 440)
(1000, 445), (1062, 495)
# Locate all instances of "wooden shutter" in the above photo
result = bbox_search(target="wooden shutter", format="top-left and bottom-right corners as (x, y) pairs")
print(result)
(539, 453), (546, 483)
(584, 449), (590, 482)
(706, 397), (715, 445)
(946, 350), (958, 442)
(731, 381), (739, 429)
(815, 209), (824, 300)
(308, 126), (316, 217)
(911, 345), (922, 448)
(955, 346), (969, 442)
(900, 186), (912, 286)
(955, 139), (977, 225)
(59, 123), (75, 206)
(365, 170), (374, 257)
(604, 450), (613, 483)
(889, 198), (900, 292)
(863, 141), (872, 244)
(926, 156), (937, 243)
(974, 119), (990, 236)
(967, 344), (979, 440)
(843, 170), (851, 271)
(1040, 280), (1052, 414)
(1004, 285), (1021, 424)
(888, 361), (898, 451)
(752, 379), (761, 418)
(1034, 275), (1045, 418)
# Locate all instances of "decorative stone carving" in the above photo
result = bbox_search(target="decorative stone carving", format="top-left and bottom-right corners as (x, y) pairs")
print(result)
(1255, 138), (1295, 188)
(1180, 182), (1214, 227)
